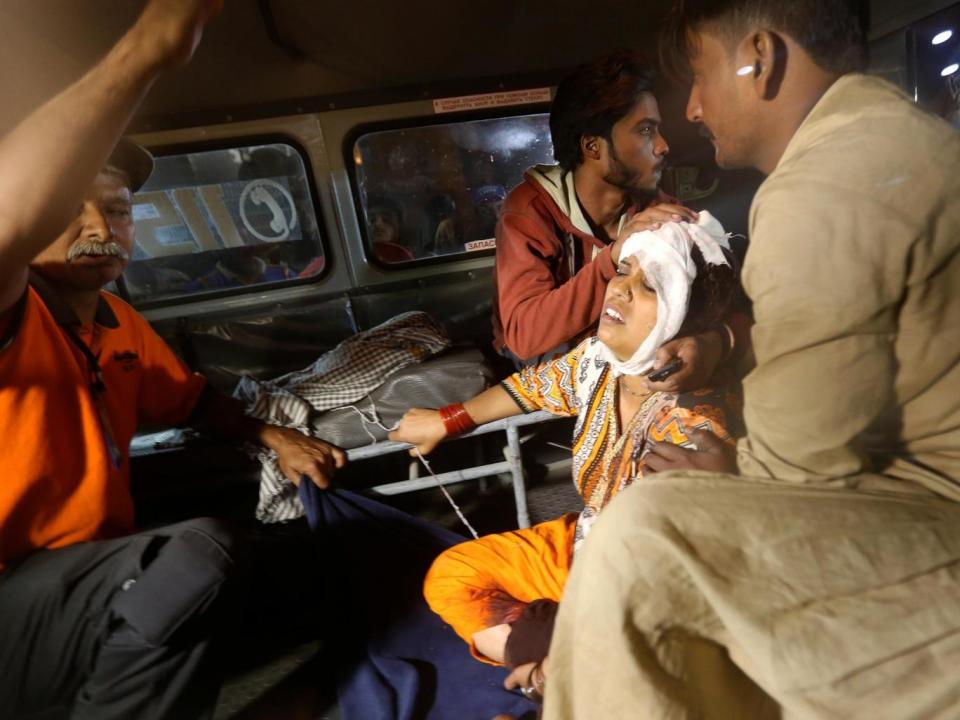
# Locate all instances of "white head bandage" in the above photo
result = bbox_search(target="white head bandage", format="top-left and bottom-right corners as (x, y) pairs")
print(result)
(600, 210), (732, 377)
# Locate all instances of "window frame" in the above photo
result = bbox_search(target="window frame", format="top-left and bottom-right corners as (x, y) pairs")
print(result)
(116, 133), (330, 311)
(344, 104), (552, 271)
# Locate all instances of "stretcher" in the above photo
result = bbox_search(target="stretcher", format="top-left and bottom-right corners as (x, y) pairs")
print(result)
(347, 410), (563, 528)
(131, 409), (564, 529)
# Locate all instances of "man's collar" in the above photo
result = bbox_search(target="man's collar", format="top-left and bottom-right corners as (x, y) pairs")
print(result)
(773, 73), (866, 173)
(27, 270), (120, 329)
(563, 170), (597, 238)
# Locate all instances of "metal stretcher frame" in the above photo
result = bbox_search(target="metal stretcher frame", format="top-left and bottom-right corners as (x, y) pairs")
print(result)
(346, 410), (563, 529)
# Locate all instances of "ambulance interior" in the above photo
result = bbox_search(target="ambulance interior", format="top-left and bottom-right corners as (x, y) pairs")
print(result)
(2, 1), (958, 716)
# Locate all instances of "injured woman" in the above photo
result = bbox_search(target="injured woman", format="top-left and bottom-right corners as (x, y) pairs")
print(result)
(390, 212), (741, 693)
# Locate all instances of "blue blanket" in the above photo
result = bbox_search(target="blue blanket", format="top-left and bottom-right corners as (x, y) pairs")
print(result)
(298, 480), (537, 720)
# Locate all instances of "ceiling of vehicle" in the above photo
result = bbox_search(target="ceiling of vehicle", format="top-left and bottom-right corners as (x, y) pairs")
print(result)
(0, 0), (654, 130)
(0, 0), (952, 135)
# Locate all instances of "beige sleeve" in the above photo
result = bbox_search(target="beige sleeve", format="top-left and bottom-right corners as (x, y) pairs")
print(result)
(736, 177), (911, 481)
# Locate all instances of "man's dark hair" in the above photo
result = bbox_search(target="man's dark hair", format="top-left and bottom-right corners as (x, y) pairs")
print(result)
(660, 0), (869, 81)
(550, 50), (656, 171)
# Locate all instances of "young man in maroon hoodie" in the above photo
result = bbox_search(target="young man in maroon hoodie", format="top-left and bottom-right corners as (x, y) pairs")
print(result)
(493, 50), (744, 390)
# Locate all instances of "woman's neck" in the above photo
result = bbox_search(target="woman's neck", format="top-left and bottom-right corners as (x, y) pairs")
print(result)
(619, 374), (651, 400)
(617, 375), (652, 430)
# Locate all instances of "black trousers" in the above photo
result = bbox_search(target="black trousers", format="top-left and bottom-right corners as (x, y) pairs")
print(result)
(0, 518), (242, 720)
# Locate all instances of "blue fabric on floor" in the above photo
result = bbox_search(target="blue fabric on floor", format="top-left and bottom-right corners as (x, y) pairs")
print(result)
(298, 480), (537, 720)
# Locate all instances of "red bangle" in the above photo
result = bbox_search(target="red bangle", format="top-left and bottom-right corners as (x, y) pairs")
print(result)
(438, 403), (477, 436)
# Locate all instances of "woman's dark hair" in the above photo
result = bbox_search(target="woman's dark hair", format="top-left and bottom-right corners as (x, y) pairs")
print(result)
(550, 50), (656, 171)
(678, 243), (738, 337)
(660, 0), (869, 82)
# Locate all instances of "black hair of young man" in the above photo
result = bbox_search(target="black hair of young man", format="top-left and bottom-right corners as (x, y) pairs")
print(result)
(660, 0), (870, 81)
(549, 50), (658, 172)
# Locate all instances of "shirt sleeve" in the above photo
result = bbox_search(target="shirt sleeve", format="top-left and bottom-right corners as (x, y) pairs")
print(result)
(735, 177), (907, 481)
(132, 313), (207, 427)
(500, 342), (585, 417)
(495, 209), (614, 360)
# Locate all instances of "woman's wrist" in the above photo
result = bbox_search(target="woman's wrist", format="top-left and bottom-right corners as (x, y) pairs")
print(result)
(438, 403), (477, 436)
(521, 659), (546, 703)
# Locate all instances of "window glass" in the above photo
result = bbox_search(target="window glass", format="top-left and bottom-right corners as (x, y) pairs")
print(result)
(352, 113), (554, 264)
(911, 4), (960, 127)
(122, 143), (325, 303)
(868, 4), (960, 128)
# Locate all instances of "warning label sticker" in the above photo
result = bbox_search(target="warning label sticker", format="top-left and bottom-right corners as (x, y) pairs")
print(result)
(465, 239), (497, 252)
(433, 88), (551, 114)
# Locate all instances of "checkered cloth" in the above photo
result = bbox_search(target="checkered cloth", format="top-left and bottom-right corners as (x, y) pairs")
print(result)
(234, 311), (451, 523)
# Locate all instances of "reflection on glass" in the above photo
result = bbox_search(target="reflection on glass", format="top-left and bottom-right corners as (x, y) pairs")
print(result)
(932, 29), (953, 45)
(123, 143), (325, 304)
(353, 113), (554, 264)
(909, 4), (960, 127)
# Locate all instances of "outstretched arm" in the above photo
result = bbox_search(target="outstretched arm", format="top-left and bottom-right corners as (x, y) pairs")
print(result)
(188, 389), (347, 489)
(0, 0), (222, 313)
(390, 340), (588, 455)
(495, 211), (615, 361)
(389, 384), (522, 456)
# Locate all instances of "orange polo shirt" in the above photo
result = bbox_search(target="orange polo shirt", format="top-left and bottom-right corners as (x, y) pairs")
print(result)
(0, 277), (206, 571)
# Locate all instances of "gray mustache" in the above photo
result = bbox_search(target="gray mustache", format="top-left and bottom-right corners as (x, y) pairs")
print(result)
(66, 239), (130, 263)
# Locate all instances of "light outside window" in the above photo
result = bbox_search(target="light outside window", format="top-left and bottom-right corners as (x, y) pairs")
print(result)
(352, 113), (554, 265)
(122, 142), (325, 303)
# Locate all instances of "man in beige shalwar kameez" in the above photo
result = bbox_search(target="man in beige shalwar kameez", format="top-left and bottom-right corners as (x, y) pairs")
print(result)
(539, 1), (960, 718)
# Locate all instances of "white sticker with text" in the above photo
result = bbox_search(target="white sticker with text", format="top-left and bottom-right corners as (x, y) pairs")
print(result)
(433, 88), (551, 114)
(465, 239), (497, 252)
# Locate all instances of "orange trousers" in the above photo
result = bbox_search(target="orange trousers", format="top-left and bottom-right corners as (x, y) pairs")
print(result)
(423, 513), (578, 664)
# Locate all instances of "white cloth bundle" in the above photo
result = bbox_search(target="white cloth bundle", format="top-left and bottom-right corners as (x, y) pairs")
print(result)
(600, 210), (731, 377)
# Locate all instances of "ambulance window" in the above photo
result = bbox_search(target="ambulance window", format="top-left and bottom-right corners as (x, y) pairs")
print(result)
(911, 4), (960, 126)
(351, 112), (554, 265)
(121, 142), (325, 305)
(868, 4), (960, 126)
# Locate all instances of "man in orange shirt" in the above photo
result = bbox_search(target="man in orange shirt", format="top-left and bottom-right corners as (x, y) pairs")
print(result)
(0, 2), (344, 718)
